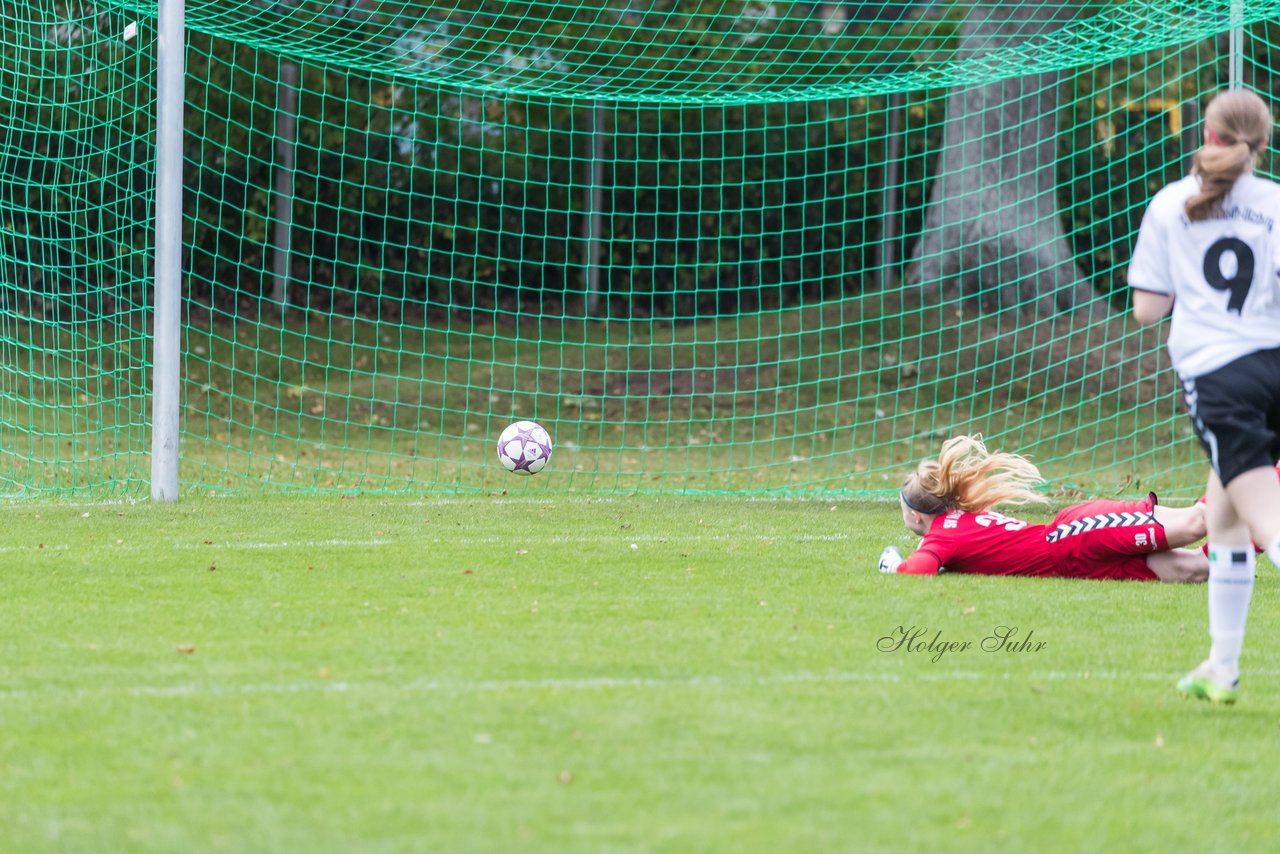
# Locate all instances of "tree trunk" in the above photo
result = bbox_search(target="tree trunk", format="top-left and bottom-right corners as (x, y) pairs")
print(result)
(909, 1), (1101, 315)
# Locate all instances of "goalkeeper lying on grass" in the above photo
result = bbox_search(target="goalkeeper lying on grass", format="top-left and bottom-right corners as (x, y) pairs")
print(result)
(877, 435), (1209, 582)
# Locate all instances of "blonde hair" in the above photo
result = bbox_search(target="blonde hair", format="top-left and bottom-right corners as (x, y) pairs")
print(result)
(1186, 89), (1273, 222)
(900, 434), (1046, 515)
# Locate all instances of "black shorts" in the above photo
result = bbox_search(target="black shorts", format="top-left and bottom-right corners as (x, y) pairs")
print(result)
(1181, 347), (1280, 486)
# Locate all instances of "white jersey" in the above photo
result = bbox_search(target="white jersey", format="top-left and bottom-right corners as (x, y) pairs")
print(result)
(1128, 172), (1280, 377)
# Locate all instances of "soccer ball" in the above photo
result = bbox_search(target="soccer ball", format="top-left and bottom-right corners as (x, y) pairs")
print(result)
(496, 420), (552, 476)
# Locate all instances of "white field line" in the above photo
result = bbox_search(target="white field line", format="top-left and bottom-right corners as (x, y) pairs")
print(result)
(406, 497), (620, 506)
(430, 533), (850, 545)
(0, 539), (392, 553)
(0, 496), (883, 509)
(406, 497), (880, 506)
(170, 539), (395, 551)
(6, 668), (1280, 701)
(0, 498), (147, 508)
(574, 533), (850, 542)
(5, 532), (850, 552)
(2, 539), (396, 552)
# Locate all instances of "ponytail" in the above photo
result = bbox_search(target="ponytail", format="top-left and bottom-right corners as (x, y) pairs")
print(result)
(900, 434), (1046, 515)
(1186, 89), (1273, 222)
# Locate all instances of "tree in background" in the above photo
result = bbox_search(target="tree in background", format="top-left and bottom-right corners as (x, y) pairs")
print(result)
(909, 0), (1103, 316)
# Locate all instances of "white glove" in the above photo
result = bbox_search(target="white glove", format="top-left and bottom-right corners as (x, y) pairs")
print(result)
(878, 545), (903, 574)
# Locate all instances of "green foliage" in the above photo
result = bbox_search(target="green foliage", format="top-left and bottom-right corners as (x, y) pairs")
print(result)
(7, 4), (1280, 322)
(0, 3), (156, 319)
(177, 18), (958, 319)
(1059, 41), (1224, 308)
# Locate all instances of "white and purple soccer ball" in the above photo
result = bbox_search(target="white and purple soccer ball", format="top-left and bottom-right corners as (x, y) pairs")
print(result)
(496, 420), (552, 476)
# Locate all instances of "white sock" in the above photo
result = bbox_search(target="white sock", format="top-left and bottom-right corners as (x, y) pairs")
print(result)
(1207, 545), (1255, 680)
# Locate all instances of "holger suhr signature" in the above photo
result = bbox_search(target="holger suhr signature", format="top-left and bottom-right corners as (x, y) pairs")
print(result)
(877, 625), (1046, 663)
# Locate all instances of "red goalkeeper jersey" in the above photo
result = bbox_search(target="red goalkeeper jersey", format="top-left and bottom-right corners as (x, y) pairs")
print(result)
(898, 498), (1166, 581)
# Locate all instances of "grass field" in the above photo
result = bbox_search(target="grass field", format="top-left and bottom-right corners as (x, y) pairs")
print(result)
(3, 494), (1279, 851)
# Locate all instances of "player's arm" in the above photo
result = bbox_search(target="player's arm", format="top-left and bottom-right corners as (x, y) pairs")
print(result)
(878, 546), (944, 576)
(1132, 288), (1174, 324)
(1127, 203), (1174, 325)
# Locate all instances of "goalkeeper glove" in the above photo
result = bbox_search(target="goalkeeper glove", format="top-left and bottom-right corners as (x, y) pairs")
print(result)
(878, 545), (903, 574)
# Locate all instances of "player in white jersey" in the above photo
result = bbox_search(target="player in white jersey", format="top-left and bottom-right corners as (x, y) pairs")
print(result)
(1130, 88), (1280, 704)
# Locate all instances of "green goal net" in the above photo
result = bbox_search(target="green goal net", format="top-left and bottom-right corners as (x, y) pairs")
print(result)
(4, 0), (1279, 498)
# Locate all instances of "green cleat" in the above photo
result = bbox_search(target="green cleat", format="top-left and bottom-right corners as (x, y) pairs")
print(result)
(1177, 662), (1239, 705)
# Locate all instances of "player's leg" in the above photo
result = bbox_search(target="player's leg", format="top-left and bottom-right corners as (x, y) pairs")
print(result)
(1051, 493), (1204, 550)
(1144, 548), (1209, 583)
(1268, 459), (1280, 565)
(1174, 356), (1280, 703)
(1185, 464), (1280, 700)
(1180, 471), (1252, 704)
(1223, 464), (1280, 567)
(1192, 461), (1280, 555)
(1045, 497), (1166, 580)
(1195, 378), (1280, 691)
(1218, 353), (1280, 567)
(1150, 502), (1206, 549)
